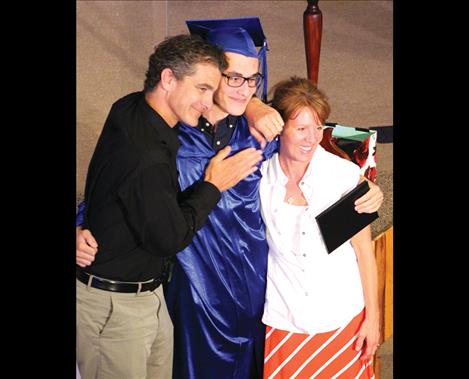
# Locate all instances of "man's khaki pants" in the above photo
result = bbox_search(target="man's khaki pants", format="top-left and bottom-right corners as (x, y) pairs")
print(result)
(76, 279), (173, 379)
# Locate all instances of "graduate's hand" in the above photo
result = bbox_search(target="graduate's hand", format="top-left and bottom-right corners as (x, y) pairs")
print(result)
(355, 177), (384, 213)
(245, 97), (284, 148)
(204, 146), (262, 192)
(76, 227), (98, 267)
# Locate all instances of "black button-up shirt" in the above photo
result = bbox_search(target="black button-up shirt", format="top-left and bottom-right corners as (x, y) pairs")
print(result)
(197, 115), (238, 151)
(81, 92), (221, 282)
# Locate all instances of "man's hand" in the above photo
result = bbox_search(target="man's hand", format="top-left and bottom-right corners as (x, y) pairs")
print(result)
(355, 177), (384, 213)
(204, 146), (263, 192)
(76, 227), (98, 267)
(245, 97), (284, 148)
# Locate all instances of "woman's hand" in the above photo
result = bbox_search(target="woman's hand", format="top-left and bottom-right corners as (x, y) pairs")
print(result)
(355, 177), (384, 213)
(354, 312), (380, 361)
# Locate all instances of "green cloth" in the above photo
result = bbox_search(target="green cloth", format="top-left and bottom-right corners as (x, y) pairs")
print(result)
(325, 124), (376, 142)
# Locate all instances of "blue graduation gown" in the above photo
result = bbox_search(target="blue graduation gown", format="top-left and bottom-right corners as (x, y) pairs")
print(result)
(164, 116), (277, 378)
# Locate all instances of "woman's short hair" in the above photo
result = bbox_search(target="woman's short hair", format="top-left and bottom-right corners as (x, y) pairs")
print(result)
(270, 76), (330, 125)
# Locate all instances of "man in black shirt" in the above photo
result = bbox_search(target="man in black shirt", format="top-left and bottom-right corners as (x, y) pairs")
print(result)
(76, 34), (263, 379)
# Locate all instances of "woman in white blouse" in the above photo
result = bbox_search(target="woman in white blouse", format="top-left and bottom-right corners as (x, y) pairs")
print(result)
(260, 77), (379, 379)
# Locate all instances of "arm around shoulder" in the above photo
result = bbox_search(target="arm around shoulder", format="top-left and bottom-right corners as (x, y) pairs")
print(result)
(245, 97), (284, 147)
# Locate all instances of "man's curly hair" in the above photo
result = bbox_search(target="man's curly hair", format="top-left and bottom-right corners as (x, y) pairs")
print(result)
(144, 34), (228, 92)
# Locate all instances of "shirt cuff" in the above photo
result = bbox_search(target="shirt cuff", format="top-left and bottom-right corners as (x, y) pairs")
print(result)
(197, 181), (221, 208)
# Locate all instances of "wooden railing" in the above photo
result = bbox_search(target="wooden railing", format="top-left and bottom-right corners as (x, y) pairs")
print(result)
(372, 226), (393, 379)
(303, 0), (322, 85)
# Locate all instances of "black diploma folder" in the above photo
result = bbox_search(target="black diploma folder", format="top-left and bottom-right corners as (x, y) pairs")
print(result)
(315, 180), (379, 254)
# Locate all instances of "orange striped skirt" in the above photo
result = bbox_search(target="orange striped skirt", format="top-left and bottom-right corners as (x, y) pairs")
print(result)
(263, 308), (374, 379)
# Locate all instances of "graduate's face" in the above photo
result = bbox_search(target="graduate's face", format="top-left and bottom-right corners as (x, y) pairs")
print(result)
(167, 63), (221, 126)
(280, 107), (324, 164)
(214, 52), (259, 116)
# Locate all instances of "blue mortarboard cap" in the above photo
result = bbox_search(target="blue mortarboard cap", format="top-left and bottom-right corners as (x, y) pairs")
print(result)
(186, 17), (269, 102)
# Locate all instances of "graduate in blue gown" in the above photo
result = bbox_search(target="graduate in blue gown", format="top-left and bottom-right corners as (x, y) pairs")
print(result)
(164, 18), (277, 378)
